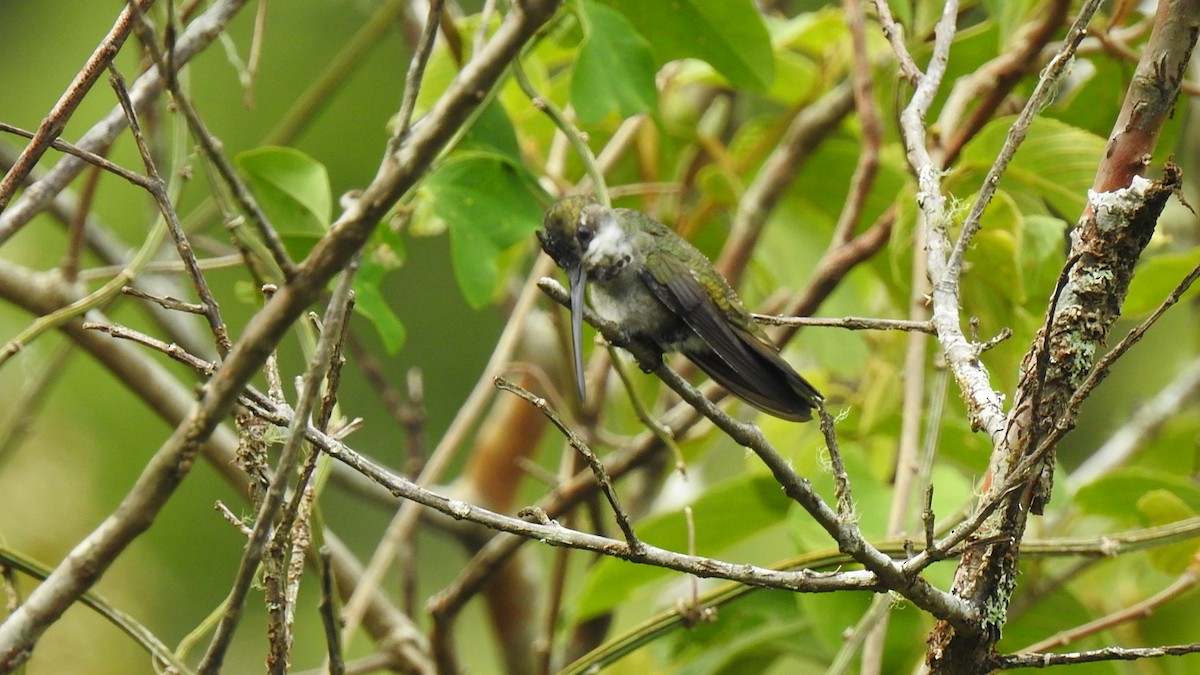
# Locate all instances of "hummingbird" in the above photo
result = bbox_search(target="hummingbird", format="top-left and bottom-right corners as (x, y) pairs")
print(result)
(537, 195), (822, 422)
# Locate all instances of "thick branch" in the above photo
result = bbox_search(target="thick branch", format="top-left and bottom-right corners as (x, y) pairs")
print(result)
(1093, 0), (1199, 192)
(929, 68), (1190, 675)
(927, 167), (1184, 672)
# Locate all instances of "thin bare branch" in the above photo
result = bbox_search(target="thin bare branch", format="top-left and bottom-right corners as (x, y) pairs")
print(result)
(753, 314), (934, 333)
(107, 61), (233, 355)
(392, 0), (446, 144)
(496, 377), (643, 554)
(122, 286), (208, 314)
(0, 0), (155, 211)
(0, 0), (253, 243)
(317, 548), (346, 675)
(870, 0), (920, 85)
(127, 2), (297, 279)
(995, 642), (1200, 669)
(0, 122), (152, 190)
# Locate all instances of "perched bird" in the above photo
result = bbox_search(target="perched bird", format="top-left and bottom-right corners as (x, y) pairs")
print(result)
(537, 195), (822, 422)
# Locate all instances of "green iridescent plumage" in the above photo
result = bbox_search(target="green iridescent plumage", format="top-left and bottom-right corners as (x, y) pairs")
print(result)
(538, 196), (822, 422)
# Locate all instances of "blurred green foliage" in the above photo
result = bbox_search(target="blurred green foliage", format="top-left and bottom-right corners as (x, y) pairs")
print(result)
(1, 0), (1199, 673)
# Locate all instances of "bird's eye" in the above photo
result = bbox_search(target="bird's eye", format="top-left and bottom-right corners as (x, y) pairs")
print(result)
(577, 225), (594, 245)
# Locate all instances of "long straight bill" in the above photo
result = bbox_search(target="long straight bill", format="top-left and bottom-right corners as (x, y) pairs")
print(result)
(568, 264), (588, 401)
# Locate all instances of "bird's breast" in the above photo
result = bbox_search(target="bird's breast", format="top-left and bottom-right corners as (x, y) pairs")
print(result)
(588, 273), (695, 351)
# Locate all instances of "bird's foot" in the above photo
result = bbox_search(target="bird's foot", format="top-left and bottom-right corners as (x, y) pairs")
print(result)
(632, 344), (664, 373)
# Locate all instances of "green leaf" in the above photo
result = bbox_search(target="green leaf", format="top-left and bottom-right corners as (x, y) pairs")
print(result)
(424, 153), (543, 308)
(885, 0), (912, 27)
(236, 146), (332, 234)
(798, 591), (930, 672)
(457, 98), (523, 164)
(1122, 248), (1200, 317)
(994, 583), (1106, 663)
(599, 0), (774, 91)
(982, 0), (1037, 46)
(963, 190), (1023, 310)
(353, 279), (406, 354)
(573, 473), (793, 620)
(1019, 214), (1069, 307)
(1137, 490), (1200, 574)
(765, 52), (819, 104)
(1074, 467), (1200, 520)
(664, 591), (819, 674)
(572, 1), (660, 125)
(353, 228), (407, 353)
(955, 117), (1106, 218)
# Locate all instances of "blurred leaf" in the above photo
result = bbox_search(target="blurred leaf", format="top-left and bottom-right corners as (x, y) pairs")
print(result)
(1019, 214), (1069, 306)
(798, 590), (932, 673)
(1137, 490), (1199, 574)
(353, 277), (405, 354)
(694, 163), (739, 209)
(765, 52), (819, 104)
(955, 117), (1106, 218)
(775, 7), (848, 53)
(982, 0), (1037, 46)
(424, 153), (543, 308)
(574, 473), (792, 620)
(457, 98), (523, 164)
(855, 356), (903, 432)
(963, 190), (1023, 312)
(1138, 565), (1200, 651)
(787, 137), (911, 237)
(1132, 412), (1200, 478)
(997, 580), (1114, 674)
(501, 34), (564, 140)
(1122, 248), (1200, 317)
(408, 190), (448, 237)
(1074, 468), (1200, 520)
(353, 227), (407, 353)
(600, 0), (774, 90)
(572, 1), (659, 125)
(886, 0), (912, 27)
(959, 190), (1070, 356)
(236, 146), (331, 234)
(662, 591), (820, 674)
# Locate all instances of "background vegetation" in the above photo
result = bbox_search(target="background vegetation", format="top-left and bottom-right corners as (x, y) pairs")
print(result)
(1, 0), (1199, 673)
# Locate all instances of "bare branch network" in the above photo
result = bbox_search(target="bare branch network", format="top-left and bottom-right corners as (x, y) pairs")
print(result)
(0, 0), (1199, 673)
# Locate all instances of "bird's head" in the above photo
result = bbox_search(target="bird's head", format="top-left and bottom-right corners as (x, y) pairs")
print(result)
(537, 195), (608, 401)
(536, 195), (601, 269)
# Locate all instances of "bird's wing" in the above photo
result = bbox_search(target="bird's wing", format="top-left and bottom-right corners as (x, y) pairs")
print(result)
(639, 248), (760, 370)
(639, 248), (820, 421)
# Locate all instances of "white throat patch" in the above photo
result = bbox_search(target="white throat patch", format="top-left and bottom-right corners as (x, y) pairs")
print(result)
(582, 210), (629, 266)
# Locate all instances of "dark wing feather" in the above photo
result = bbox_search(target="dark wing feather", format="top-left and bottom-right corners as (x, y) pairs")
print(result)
(684, 348), (814, 422)
(639, 249), (821, 421)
